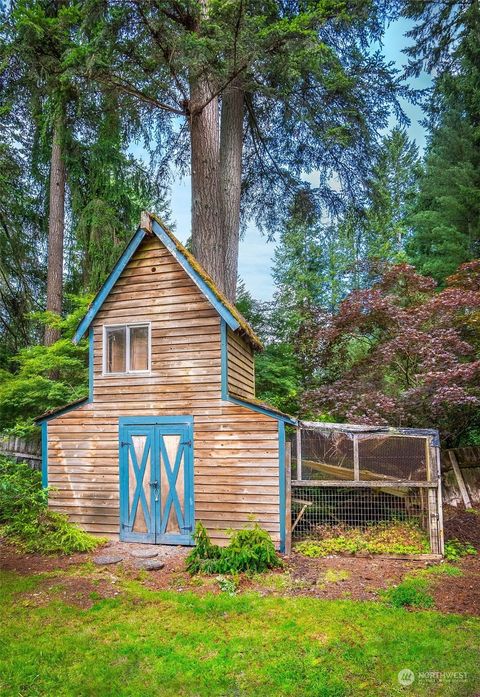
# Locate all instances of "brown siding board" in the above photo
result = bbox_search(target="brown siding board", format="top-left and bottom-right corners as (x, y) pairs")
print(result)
(46, 235), (280, 545)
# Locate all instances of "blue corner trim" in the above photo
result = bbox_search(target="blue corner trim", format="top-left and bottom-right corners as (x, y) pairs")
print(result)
(151, 219), (240, 332)
(220, 319), (229, 400)
(73, 227), (146, 343)
(88, 326), (94, 400)
(278, 421), (286, 552)
(41, 421), (48, 488)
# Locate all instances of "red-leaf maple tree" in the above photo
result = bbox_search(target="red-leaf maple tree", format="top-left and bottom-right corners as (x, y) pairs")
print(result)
(306, 262), (480, 446)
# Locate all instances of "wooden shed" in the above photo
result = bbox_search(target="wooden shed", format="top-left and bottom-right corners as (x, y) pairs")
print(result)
(36, 213), (295, 550)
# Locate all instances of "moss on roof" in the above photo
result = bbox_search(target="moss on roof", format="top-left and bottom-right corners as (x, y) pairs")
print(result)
(148, 213), (263, 352)
(34, 396), (89, 423)
(229, 391), (296, 422)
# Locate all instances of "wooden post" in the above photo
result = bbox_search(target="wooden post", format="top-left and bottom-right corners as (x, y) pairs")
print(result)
(296, 427), (302, 481)
(448, 450), (472, 509)
(435, 442), (445, 556)
(285, 441), (292, 556)
(353, 435), (359, 481)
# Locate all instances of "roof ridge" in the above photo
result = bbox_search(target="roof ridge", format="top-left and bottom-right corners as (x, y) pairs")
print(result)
(147, 212), (263, 351)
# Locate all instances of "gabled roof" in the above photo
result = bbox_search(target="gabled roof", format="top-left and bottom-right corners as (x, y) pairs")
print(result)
(73, 212), (263, 350)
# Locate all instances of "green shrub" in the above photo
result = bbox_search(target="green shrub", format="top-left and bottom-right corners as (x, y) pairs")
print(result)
(0, 455), (104, 555)
(444, 539), (477, 562)
(381, 577), (434, 609)
(186, 522), (282, 575)
(0, 454), (46, 523)
(4, 511), (101, 555)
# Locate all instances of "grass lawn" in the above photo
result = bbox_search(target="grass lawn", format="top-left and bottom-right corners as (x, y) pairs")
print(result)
(1, 570), (479, 697)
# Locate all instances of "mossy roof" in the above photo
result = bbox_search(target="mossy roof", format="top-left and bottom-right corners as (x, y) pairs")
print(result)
(148, 213), (263, 351)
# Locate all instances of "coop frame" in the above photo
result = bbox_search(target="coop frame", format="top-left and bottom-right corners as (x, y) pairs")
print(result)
(288, 422), (444, 556)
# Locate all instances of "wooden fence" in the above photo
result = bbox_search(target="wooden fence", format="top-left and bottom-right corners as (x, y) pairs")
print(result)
(0, 436), (41, 469)
(441, 446), (480, 508)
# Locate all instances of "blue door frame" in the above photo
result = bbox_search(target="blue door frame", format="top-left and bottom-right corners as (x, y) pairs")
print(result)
(119, 417), (195, 545)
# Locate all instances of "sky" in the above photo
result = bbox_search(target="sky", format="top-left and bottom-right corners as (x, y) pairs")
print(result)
(160, 17), (432, 301)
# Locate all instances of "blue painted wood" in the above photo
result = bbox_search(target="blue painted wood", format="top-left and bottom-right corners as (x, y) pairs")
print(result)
(278, 421), (286, 553)
(159, 431), (186, 536)
(151, 219), (240, 332)
(88, 326), (94, 400)
(73, 228), (146, 343)
(119, 425), (156, 543)
(119, 418), (194, 545)
(41, 421), (48, 488)
(220, 319), (229, 400)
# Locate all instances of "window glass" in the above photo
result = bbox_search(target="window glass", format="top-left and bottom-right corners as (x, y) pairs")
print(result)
(106, 327), (126, 373)
(130, 325), (149, 371)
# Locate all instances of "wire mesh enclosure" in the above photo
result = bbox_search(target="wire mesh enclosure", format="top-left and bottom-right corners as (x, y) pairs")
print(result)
(289, 423), (444, 555)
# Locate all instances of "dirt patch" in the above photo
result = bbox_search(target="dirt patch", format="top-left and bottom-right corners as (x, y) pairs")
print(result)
(246, 553), (432, 601)
(2, 539), (479, 615)
(429, 556), (480, 615)
(0, 538), (93, 574)
(20, 575), (121, 610)
(444, 504), (480, 549)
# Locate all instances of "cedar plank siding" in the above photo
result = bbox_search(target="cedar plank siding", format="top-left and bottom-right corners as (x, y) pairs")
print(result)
(226, 327), (255, 398)
(46, 236), (280, 545)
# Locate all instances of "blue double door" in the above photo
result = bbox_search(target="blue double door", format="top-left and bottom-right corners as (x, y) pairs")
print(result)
(119, 417), (194, 544)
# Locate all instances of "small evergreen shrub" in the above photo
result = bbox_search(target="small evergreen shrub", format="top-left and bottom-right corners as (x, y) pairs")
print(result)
(186, 522), (282, 575)
(0, 455), (104, 555)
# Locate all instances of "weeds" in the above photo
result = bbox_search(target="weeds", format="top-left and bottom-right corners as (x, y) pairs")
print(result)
(444, 539), (477, 562)
(381, 577), (434, 609)
(295, 521), (429, 558)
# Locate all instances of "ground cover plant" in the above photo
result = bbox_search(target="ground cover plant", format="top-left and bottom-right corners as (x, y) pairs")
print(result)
(295, 521), (429, 558)
(0, 455), (104, 554)
(186, 522), (282, 575)
(1, 567), (479, 697)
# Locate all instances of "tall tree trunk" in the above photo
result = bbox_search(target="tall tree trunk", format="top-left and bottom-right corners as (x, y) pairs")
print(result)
(190, 78), (225, 292)
(44, 118), (66, 346)
(220, 79), (244, 302)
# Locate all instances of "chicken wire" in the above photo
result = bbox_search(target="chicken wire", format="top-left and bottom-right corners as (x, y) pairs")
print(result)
(289, 422), (444, 555)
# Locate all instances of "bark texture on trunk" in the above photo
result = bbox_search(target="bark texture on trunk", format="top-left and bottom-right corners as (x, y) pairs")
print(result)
(190, 78), (226, 293)
(44, 120), (66, 346)
(220, 79), (244, 302)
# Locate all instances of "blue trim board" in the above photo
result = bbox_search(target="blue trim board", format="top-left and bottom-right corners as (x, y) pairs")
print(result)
(220, 319), (229, 400)
(278, 421), (286, 552)
(73, 227), (146, 343)
(89, 326), (94, 400)
(41, 421), (48, 488)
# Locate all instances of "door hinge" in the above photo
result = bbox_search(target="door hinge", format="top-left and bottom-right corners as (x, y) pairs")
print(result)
(181, 525), (193, 531)
(181, 440), (192, 447)
(120, 441), (129, 447)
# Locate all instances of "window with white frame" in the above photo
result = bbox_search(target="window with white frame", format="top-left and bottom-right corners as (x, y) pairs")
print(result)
(103, 323), (151, 374)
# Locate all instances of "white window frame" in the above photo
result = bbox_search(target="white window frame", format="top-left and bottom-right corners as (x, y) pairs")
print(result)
(102, 322), (151, 376)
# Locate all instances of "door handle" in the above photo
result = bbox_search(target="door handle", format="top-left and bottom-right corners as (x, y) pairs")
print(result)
(150, 480), (159, 489)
